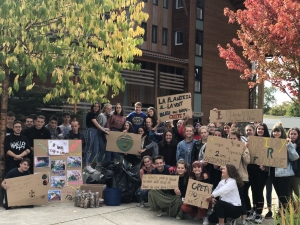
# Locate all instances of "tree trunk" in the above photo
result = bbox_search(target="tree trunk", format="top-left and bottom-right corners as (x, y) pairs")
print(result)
(0, 76), (9, 206)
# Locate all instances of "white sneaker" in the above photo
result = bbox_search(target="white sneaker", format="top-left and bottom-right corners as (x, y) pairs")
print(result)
(203, 216), (209, 225)
(85, 166), (96, 173)
(254, 215), (264, 224)
(246, 210), (256, 221)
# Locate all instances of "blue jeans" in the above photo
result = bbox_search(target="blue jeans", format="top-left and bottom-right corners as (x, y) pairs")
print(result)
(104, 151), (121, 162)
(140, 189), (148, 202)
(97, 132), (107, 163)
(85, 128), (99, 164)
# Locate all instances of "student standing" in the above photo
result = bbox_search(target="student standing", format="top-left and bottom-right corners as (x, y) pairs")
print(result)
(59, 112), (71, 137)
(147, 107), (158, 127)
(45, 116), (63, 139)
(126, 102), (147, 133)
(6, 111), (15, 136)
(158, 131), (178, 167)
(106, 103), (126, 132)
(176, 125), (196, 165)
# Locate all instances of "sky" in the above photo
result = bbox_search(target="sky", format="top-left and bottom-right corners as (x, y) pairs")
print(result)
(265, 82), (291, 105)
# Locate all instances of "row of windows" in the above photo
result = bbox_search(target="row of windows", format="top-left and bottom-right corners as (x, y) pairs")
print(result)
(142, 0), (169, 8)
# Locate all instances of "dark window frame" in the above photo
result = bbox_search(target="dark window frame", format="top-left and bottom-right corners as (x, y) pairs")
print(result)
(162, 28), (168, 46)
(141, 22), (147, 41)
(152, 25), (158, 43)
(174, 31), (183, 45)
(163, 0), (168, 9)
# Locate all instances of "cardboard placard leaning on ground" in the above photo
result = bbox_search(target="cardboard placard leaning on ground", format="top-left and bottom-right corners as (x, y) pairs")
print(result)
(248, 136), (287, 168)
(157, 92), (192, 121)
(209, 109), (263, 123)
(184, 179), (213, 209)
(106, 131), (141, 155)
(6, 173), (49, 207)
(203, 136), (244, 168)
(142, 175), (179, 190)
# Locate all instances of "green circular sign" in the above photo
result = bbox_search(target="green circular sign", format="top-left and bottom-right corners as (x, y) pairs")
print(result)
(116, 134), (134, 152)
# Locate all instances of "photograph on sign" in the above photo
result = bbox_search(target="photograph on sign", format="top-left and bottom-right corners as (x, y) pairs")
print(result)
(106, 131), (141, 155)
(209, 109), (263, 123)
(67, 156), (82, 167)
(141, 175), (179, 190)
(6, 173), (49, 207)
(48, 190), (61, 202)
(51, 160), (65, 171)
(51, 176), (66, 188)
(184, 179), (213, 209)
(35, 157), (50, 168)
(67, 170), (82, 185)
(157, 93), (192, 121)
(248, 136), (287, 168)
(203, 136), (244, 168)
(48, 140), (69, 155)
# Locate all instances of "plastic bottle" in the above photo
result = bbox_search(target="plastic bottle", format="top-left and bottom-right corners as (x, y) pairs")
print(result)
(74, 188), (80, 207)
(95, 192), (99, 208)
(90, 193), (95, 208)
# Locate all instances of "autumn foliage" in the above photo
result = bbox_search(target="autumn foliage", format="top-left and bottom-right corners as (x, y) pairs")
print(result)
(218, 0), (300, 101)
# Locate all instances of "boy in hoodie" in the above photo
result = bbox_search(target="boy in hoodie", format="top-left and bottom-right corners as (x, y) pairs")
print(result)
(126, 102), (147, 133)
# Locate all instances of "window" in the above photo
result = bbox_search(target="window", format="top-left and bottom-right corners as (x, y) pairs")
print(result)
(152, 25), (157, 43)
(153, 0), (158, 5)
(176, 0), (183, 9)
(195, 30), (203, 56)
(162, 28), (168, 46)
(163, 0), (168, 8)
(141, 22), (147, 41)
(142, 0), (147, 2)
(196, 7), (203, 20)
(175, 31), (183, 45)
(195, 67), (202, 93)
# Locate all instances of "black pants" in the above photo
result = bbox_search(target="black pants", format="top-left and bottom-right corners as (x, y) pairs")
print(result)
(270, 167), (292, 208)
(239, 182), (247, 215)
(249, 167), (268, 214)
(208, 200), (241, 223)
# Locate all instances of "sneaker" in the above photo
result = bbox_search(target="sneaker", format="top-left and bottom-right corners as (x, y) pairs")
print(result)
(156, 209), (162, 217)
(254, 215), (264, 224)
(241, 220), (248, 225)
(176, 215), (181, 220)
(246, 210), (256, 221)
(203, 216), (209, 225)
(95, 164), (101, 171)
(85, 166), (96, 173)
(228, 219), (236, 225)
(265, 211), (273, 219)
(137, 201), (145, 208)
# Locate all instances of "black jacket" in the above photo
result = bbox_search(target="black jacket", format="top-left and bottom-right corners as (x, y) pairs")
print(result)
(65, 130), (86, 149)
(191, 139), (205, 163)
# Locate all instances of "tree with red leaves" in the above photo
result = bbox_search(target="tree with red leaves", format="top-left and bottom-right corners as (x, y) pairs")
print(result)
(218, 0), (300, 102)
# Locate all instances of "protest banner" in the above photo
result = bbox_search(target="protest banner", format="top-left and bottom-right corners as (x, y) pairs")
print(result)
(209, 109), (263, 123)
(106, 131), (141, 155)
(34, 139), (83, 203)
(204, 136), (244, 168)
(157, 93), (192, 121)
(142, 175), (179, 189)
(184, 179), (213, 209)
(248, 136), (287, 168)
(6, 173), (49, 207)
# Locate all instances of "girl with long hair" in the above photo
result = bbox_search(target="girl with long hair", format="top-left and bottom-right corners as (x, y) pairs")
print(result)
(158, 131), (178, 167)
(206, 164), (243, 225)
(122, 121), (134, 133)
(148, 159), (189, 219)
(270, 123), (299, 210)
(106, 103), (126, 131)
(181, 161), (209, 225)
(288, 127), (300, 197)
(147, 107), (158, 127)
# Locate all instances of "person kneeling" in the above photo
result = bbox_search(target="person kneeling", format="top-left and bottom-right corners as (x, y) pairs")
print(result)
(206, 164), (243, 225)
(2, 158), (31, 210)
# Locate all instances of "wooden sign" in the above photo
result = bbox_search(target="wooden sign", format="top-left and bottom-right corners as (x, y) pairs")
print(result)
(6, 173), (49, 207)
(248, 136), (287, 168)
(209, 109), (263, 123)
(34, 139), (83, 203)
(157, 93), (192, 121)
(106, 131), (142, 155)
(184, 179), (213, 209)
(142, 175), (179, 189)
(204, 136), (244, 168)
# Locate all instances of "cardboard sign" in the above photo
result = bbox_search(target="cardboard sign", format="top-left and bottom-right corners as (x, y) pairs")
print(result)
(248, 136), (287, 168)
(204, 136), (244, 168)
(141, 175), (179, 189)
(6, 173), (49, 207)
(34, 139), (83, 203)
(184, 179), (213, 209)
(157, 93), (192, 121)
(106, 131), (142, 155)
(209, 109), (263, 123)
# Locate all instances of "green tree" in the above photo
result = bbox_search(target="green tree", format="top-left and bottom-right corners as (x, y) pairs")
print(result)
(268, 102), (290, 116)
(286, 101), (300, 117)
(264, 86), (276, 114)
(0, 0), (148, 201)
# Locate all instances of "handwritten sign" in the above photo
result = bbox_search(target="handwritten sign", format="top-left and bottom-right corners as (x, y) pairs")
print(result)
(157, 93), (192, 121)
(142, 175), (179, 189)
(48, 140), (69, 155)
(204, 136), (244, 168)
(106, 131), (141, 155)
(209, 109), (263, 123)
(6, 173), (49, 207)
(184, 179), (213, 209)
(248, 136), (287, 168)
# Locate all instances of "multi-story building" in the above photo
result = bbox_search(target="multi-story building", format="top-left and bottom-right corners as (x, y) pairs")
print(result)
(109, 0), (249, 123)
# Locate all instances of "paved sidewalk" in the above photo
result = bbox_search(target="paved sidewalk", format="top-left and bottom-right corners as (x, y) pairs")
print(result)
(0, 202), (275, 225)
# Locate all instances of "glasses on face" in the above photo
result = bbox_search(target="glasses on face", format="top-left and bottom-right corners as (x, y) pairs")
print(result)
(208, 126), (215, 128)
(14, 126), (22, 129)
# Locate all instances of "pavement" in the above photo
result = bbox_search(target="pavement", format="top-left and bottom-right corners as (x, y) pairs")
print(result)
(0, 201), (276, 225)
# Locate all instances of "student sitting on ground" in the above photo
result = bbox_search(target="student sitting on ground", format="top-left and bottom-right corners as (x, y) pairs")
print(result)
(1, 158), (32, 210)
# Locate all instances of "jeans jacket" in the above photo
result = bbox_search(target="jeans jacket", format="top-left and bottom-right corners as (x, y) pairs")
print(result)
(275, 142), (299, 177)
(176, 139), (196, 165)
